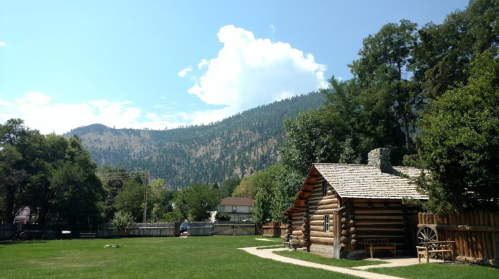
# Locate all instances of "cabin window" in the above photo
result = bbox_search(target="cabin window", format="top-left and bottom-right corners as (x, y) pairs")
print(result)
(322, 181), (328, 196)
(324, 215), (330, 232)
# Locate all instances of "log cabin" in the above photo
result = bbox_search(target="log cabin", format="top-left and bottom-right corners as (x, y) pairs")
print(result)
(283, 148), (428, 259)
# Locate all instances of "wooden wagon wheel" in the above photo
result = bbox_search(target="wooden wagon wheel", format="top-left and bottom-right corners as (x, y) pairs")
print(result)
(417, 225), (438, 245)
(19, 232), (28, 241)
(417, 225), (439, 259)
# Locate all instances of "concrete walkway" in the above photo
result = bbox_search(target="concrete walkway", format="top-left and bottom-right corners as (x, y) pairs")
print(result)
(352, 256), (444, 270)
(239, 247), (405, 279)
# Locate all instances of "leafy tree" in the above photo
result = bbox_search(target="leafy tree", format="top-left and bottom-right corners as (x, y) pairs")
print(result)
(219, 177), (241, 198)
(215, 211), (231, 221)
(282, 78), (360, 175)
(182, 183), (220, 221)
(49, 136), (106, 228)
(349, 19), (420, 153)
(269, 166), (304, 222)
(232, 176), (253, 198)
(412, 0), (499, 99)
(162, 209), (183, 222)
(114, 179), (144, 221)
(98, 166), (128, 221)
(1, 119), (106, 226)
(252, 186), (272, 234)
(417, 48), (499, 213)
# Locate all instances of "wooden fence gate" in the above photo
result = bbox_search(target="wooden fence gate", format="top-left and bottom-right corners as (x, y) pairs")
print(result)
(212, 222), (255, 236)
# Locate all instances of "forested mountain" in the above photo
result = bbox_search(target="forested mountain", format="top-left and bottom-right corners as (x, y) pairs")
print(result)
(64, 92), (324, 190)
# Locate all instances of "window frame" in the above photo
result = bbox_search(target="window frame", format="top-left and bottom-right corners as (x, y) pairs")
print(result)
(322, 181), (328, 196)
(324, 215), (330, 232)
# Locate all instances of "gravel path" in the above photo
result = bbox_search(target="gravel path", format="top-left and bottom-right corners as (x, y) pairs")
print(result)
(239, 247), (406, 279)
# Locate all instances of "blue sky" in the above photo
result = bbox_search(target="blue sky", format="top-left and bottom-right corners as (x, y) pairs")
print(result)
(0, 0), (469, 134)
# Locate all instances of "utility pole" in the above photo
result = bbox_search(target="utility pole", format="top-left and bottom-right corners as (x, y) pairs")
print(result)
(142, 170), (148, 223)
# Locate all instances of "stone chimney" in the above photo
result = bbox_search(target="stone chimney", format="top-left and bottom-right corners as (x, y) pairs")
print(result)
(368, 148), (392, 173)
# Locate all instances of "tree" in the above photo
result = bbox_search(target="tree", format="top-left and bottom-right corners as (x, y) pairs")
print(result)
(268, 166), (304, 222)
(114, 179), (144, 221)
(49, 136), (106, 228)
(215, 211), (231, 221)
(412, 0), (499, 99)
(218, 177), (241, 198)
(98, 166), (128, 221)
(417, 48), (499, 213)
(252, 186), (272, 236)
(349, 19), (420, 153)
(182, 183), (220, 221)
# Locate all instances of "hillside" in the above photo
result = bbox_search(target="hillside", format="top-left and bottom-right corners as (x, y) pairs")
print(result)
(65, 92), (324, 189)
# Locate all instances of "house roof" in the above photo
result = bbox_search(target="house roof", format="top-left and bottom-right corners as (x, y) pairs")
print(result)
(220, 197), (254, 206)
(284, 163), (428, 216)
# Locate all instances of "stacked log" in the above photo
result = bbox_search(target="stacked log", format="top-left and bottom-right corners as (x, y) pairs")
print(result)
(300, 200), (310, 248)
(353, 199), (410, 248)
(339, 200), (356, 250)
(284, 219), (292, 242)
(307, 179), (338, 246)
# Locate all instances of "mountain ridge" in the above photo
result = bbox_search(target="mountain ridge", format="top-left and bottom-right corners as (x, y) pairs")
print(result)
(65, 92), (325, 189)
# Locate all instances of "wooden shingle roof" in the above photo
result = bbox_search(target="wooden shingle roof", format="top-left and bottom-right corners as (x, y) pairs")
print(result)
(315, 164), (428, 199)
(283, 163), (428, 216)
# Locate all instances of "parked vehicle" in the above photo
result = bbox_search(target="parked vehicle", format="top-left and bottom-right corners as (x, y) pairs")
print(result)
(180, 222), (188, 233)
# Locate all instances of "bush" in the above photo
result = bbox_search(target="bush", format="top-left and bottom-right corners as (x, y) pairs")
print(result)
(111, 211), (135, 231)
(215, 211), (231, 221)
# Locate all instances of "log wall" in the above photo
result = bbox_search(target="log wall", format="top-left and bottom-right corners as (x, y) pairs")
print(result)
(307, 178), (339, 246)
(351, 198), (417, 250)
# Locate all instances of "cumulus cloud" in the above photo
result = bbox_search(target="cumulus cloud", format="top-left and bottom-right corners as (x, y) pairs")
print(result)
(197, 59), (209, 69)
(0, 92), (187, 134)
(178, 66), (192, 77)
(186, 25), (326, 124)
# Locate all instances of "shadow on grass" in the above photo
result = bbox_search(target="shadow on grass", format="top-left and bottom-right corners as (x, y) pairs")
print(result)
(0, 240), (48, 246)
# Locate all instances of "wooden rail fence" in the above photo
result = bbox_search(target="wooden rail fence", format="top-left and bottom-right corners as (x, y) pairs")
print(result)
(97, 222), (179, 237)
(418, 212), (499, 266)
(262, 222), (285, 237)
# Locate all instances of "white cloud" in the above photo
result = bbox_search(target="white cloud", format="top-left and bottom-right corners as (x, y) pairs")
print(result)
(186, 25), (326, 124)
(0, 92), (190, 134)
(0, 42), (8, 47)
(269, 25), (276, 34)
(0, 99), (14, 107)
(198, 59), (209, 69)
(178, 66), (192, 77)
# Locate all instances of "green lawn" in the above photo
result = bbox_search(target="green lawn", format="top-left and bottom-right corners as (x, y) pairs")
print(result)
(367, 262), (499, 279)
(0, 236), (359, 279)
(2, 236), (498, 279)
(274, 249), (389, 268)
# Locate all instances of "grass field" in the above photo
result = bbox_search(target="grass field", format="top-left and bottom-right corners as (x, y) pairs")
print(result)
(366, 262), (499, 279)
(2, 236), (498, 279)
(0, 236), (359, 279)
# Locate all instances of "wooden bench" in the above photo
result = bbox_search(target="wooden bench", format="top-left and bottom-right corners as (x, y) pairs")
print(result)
(61, 230), (71, 240)
(80, 233), (96, 239)
(364, 238), (396, 258)
(417, 241), (454, 263)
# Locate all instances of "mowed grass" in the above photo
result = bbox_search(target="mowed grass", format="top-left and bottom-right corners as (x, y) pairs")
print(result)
(274, 249), (389, 267)
(367, 262), (499, 279)
(0, 236), (360, 279)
